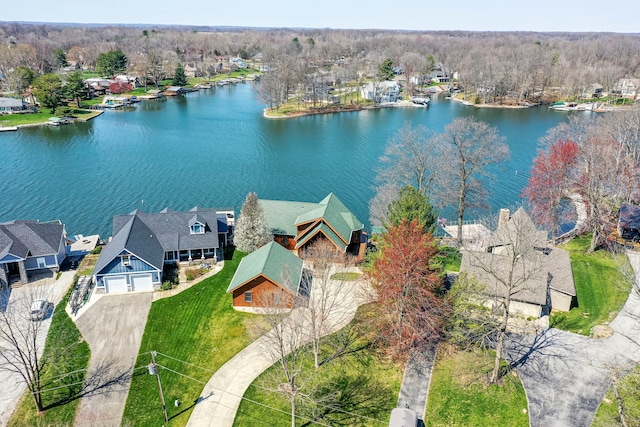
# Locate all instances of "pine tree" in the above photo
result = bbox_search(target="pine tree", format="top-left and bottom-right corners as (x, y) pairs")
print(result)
(173, 63), (187, 86)
(234, 193), (272, 253)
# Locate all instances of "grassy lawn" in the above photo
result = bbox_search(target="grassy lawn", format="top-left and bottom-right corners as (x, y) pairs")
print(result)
(234, 305), (402, 427)
(550, 236), (632, 335)
(424, 344), (529, 427)
(436, 246), (461, 272)
(0, 107), (100, 126)
(593, 366), (640, 427)
(330, 272), (362, 281)
(9, 285), (91, 427)
(122, 250), (254, 427)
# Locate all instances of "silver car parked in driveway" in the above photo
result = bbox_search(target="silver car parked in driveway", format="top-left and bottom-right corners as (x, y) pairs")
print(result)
(29, 299), (50, 321)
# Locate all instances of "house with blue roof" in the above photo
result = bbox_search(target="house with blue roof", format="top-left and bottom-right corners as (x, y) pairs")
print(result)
(94, 206), (231, 293)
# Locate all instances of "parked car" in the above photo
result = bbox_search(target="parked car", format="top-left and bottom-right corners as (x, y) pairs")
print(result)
(29, 299), (50, 321)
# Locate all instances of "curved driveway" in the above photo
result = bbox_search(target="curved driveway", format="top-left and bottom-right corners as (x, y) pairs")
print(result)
(506, 252), (640, 427)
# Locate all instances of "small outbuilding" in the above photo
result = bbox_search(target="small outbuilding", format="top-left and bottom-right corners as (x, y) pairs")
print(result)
(227, 242), (305, 311)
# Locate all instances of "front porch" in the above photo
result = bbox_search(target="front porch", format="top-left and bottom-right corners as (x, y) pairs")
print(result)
(1, 261), (57, 289)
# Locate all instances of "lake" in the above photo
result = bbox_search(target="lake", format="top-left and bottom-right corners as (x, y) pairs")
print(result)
(0, 84), (568, 237)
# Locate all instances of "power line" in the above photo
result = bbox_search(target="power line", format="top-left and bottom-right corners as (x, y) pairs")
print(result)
(150, 351), (388, 425)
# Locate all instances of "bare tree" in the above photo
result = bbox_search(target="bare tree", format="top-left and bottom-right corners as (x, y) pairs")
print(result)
(436, 117), (509, 247)
(0, 285), (56, 412)
(252, 267), (309, 427)
(368, 183), (400, 228)
(377, 122), (439, 194)
(302, 239), (364, 370)
(460, 208), (548, 384)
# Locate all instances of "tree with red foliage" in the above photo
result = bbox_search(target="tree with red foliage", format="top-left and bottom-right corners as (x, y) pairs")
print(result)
(522, 139), (579, 241)
(368, 219), (446, 358)
(108, 81), (132, 94)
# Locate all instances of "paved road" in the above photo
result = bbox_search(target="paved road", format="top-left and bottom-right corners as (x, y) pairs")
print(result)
(73, 292), (153, 427)
(187, 267), (369, 427)
(0, 271), (75, 426)
(505, 251), (640, 427)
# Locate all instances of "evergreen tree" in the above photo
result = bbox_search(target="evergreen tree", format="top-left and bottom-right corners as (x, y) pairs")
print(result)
(96, 49), (128, 77)
(378, 58), (395, 81)
(234, 193), (273, 253)
(65, 70), (87, 107)
(384, 185), (438, 234)
(53, 48), (68, 69)
(173, 63), (187, 86)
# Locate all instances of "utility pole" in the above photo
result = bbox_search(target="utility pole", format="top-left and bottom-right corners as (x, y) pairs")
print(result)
(148, 351), (168, 424)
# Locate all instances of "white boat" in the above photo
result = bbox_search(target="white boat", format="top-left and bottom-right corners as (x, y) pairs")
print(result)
(461, 100), (474, 106)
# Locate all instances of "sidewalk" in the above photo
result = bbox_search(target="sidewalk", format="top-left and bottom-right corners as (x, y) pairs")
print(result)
(396, 345), (437, 420)
(187, 268), (370, 427)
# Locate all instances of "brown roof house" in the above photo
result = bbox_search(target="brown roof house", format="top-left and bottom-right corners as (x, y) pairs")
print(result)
(227, 241), (309, 311)
(460, 208), (576, 318)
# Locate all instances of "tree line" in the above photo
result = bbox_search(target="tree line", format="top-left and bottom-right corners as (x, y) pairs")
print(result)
(2, 23), (640, 105)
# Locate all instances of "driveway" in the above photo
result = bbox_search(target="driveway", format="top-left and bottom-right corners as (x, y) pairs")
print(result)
(505, 251), (640, 427)
(73, 292), (153, 427)
(187, 267), (369, 427)
(0, 271), (75, 426)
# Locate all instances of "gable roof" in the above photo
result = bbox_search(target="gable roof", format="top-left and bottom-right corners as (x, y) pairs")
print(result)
(227, 241), (303, 295)
(259, 193), (363, 247)
(486, 208), (548, 250)
(0, 220), (64, 261)
(95, 208), (223, 274)
(460, 208), (576, 307)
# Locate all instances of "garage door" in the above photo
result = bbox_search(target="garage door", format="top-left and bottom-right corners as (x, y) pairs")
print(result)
(105, 276), (128, 293)
(131, 274), (154, 292)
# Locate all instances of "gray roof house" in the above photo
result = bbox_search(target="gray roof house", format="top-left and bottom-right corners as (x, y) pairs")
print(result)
(460, 208), (576, 318)
(94, 207), (230, 293)
(0, 220), (67, 287)
(0, 97), (31, 113)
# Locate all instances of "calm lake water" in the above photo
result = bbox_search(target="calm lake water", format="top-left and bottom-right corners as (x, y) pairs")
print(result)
(0, 84), (568, 237)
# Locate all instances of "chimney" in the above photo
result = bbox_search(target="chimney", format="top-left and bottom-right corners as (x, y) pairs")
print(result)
(498, 208), (510, 228)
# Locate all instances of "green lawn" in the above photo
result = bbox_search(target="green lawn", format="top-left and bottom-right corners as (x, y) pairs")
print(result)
(330, 272), (362, 281)
(550, 236), (632, 335)
(436, 246), (462, 272)
(0, 107), (100, 126)
(424, 345), (529, 427)
(593, 366), (640, 427)
(234, 305), (402, 427)
(122, 251), (254, 427)
(9, 284), (91, 427)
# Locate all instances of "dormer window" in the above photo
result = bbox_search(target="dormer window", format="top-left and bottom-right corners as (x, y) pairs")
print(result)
(191, 223), (205, 234)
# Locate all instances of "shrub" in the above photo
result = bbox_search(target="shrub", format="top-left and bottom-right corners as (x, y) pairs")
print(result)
(161, 281), (174, 291)
(90, 246), (103, 254)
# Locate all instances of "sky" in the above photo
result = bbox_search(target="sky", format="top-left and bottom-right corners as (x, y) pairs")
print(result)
(3, 0), (639, 33)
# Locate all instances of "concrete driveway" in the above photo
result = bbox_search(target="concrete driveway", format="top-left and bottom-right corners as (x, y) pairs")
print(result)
(187, 267), (369, 427)
(0, 271), (75, 426)
(73, 292), (153, 427)
(505, 251), (640, 427)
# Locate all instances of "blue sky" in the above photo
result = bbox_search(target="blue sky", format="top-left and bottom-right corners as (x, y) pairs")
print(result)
(4, 0), (639, 33)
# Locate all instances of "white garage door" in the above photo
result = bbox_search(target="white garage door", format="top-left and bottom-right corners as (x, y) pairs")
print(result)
(105, 276), (128, 293)
(131, 274), (154, 292)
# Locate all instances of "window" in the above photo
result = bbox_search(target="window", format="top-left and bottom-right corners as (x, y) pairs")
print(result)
(121, 255), (131, 266)
(244, 292), (253, 303)
(191, 223), (204, 234)
(273, 293), (282, 305)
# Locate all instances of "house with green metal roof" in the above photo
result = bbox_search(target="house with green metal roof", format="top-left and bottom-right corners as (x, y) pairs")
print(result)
(259, 193), (365, 258)
(227, 241), (306, 310)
